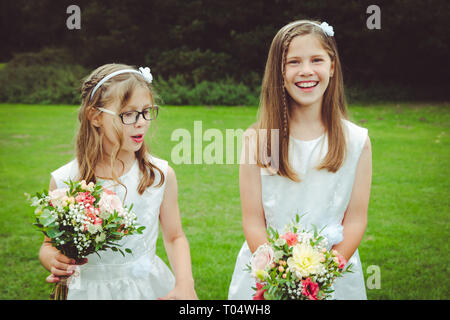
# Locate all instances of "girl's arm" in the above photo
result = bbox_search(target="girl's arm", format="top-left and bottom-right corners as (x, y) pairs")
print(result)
(158, 166), (198, 300)
(333, 136), (372, 261)
(39, 177), (84, 283)
(240, 130), (268, 253)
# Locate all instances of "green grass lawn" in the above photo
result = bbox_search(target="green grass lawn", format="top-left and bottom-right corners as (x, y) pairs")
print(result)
(0, 102), (449, 300)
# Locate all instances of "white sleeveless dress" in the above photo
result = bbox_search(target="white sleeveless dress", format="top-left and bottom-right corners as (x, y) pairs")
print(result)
(228, 119), (368, 300)
(51, 155), (175, 299)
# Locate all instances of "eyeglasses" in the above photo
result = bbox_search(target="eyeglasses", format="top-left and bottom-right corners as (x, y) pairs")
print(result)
(97, 106), (159, 125)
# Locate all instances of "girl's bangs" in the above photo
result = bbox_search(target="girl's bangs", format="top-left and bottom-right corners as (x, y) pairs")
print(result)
(101, 74), (152, 112)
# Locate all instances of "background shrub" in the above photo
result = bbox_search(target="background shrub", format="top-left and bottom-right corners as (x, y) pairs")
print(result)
(0, 48), (87, 105)
(153, 76), (260, 106)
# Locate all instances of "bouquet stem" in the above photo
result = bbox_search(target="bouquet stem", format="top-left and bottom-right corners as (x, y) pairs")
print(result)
(50, 276), (69, 300)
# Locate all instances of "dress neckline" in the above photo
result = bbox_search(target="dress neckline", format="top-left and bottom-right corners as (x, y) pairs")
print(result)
(290, 133), (325, 144)
(96, 159), (138, 181)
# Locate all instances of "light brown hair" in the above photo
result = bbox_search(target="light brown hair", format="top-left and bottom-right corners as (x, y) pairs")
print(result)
(257, 20), (347, 181)
(77, 63), (164, 195)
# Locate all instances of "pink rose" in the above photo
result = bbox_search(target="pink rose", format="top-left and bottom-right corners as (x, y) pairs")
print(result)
(336, 253), (347, 270)
(49, 188), (68, 201)
(48, 188), (69, 208)
(98, 192), (124, 215)
(253, 282), (267, 300)
(301, 277), (319, 300)
(280, 232), (298, 247)
(251, 244), (274, 278)
(102, 188), (116, 195)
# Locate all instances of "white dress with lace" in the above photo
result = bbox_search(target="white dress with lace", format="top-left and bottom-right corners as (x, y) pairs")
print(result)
(51, 156), (175, 300)
(228, 119), (368, 300)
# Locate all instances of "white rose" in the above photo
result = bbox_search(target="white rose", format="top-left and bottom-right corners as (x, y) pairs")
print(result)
(80, 180), (88, 190)
(87, 182), (95, 192)
(95, 232), (106, 243)
(273, 250), (284, 262)
(87, 223), (101, 234)
(275, 238), (286, 247)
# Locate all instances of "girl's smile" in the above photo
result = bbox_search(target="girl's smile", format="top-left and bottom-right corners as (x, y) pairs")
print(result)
(284, 34), (334, 109)
(295, 80), (319, 92)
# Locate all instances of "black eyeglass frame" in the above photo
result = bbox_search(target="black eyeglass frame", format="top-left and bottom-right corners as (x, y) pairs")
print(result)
(98, 105), (159, 125)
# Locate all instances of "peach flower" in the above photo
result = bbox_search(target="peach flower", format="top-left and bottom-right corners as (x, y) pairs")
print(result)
(280, 232), (298, 247)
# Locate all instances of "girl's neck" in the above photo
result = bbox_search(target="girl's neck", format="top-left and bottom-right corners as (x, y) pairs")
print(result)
(96, 150), (137, 179)
(289, 101), (325, 140)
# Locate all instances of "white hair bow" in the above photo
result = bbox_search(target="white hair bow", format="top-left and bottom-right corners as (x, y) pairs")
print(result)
(319, 22), (334, 37)
(138, 67), (153, 83)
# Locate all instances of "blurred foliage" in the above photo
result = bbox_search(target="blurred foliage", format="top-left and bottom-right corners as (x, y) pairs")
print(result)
(154, 75), (260, 106)
(0, 48), (88, 104)
(153, 48), (232, 84)
(0, 0), (449, 104)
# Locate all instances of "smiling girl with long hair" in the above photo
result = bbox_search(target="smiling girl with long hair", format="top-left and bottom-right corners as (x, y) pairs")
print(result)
(229, 20), (372, 300)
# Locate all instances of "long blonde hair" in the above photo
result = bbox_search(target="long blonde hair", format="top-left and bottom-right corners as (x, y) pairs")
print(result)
(76, 63), (164, 194)
(257, 20), (347, 181)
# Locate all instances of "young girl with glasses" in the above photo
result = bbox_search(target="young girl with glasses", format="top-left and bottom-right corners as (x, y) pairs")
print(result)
(38, 63), (198, 300)
(228, 20), (372, 300)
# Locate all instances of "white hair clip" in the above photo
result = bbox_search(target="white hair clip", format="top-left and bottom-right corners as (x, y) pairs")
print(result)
(307, 21), (335, 37)
(89, 66), (153, 101)
(138, 67), (153, 83)
(319, 22), (334, 36)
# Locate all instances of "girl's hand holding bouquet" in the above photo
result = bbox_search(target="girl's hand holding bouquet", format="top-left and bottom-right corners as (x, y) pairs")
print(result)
(27, 179), (145, 299)
(248, 215), (351, 300)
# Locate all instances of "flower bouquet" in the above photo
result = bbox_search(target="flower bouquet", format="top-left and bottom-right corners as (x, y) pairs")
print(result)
(247, 216), (351, 300)
(26, 180), (145, 300)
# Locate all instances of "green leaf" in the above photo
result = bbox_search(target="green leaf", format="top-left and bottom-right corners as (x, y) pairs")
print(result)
(33, 222), (44, 229)
(106, 241), (122, 247)
(47, 229), (64, 238)
(40, 215), (57, 227)
(319, 225), (326, 234)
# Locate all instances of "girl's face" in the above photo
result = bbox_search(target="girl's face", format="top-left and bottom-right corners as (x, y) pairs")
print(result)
(284, 34), (334, 109)
(97, 85), (152, 158)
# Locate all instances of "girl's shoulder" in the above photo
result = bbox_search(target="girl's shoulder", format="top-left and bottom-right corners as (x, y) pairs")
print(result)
(51, 159), (79, 189)
(342, 119), (368, 140)
(341, 119), (369, 155)
(144, 153), (172, 187)
(342, 119), (368, 137)
(146, 153), (169, 175)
